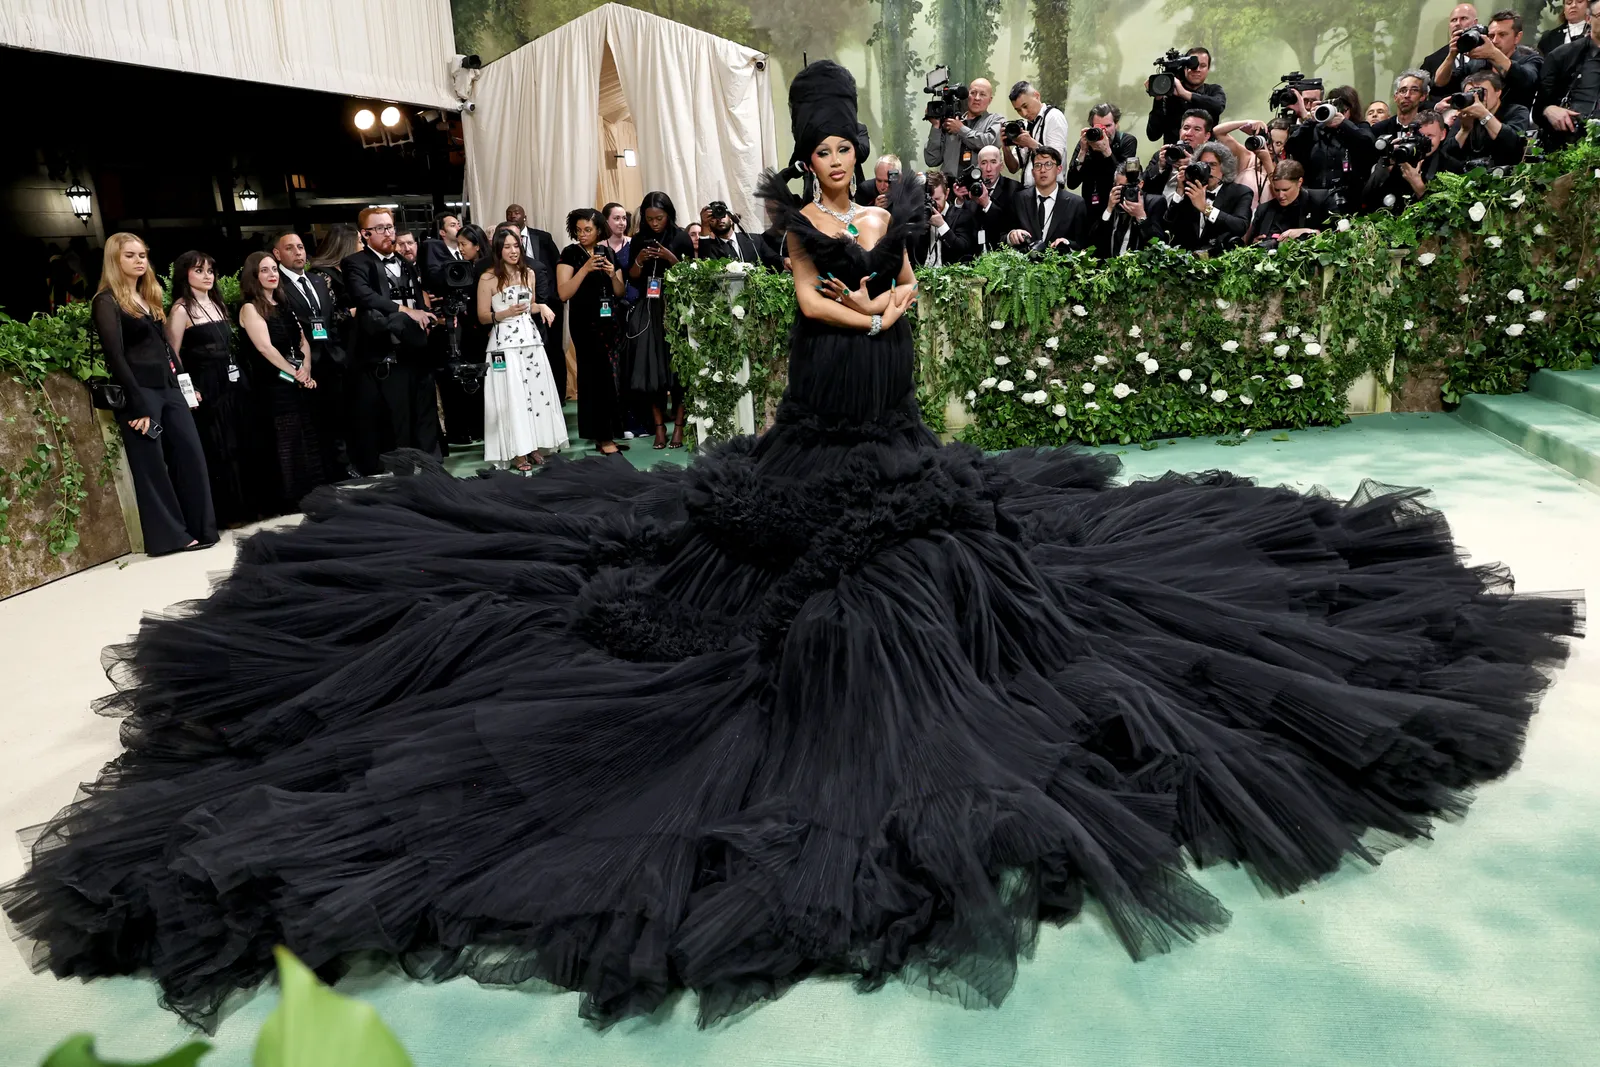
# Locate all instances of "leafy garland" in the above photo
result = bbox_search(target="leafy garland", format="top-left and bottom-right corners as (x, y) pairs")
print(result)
(666, 129), (1600, 450)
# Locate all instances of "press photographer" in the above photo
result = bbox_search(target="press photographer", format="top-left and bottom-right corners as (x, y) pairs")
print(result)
(1004, 147), (1087, 252)
(1094, 159), (1160, 258)
(1002, 80), (1071, 190)
(1442, 69), (1533, 170)
(1433, 10), (1543, 109)
(1140, 109), (1214, 199)
(960, 145), (1021, 254)
(1145, 47), (1227, 146)
(913, 172), (977, 265)
(1359, 110), (1450, 213)
(922, 68), (1002, 177)
(1160, 141), (1252, 254)
(696, 201), (762, 263)
(855, 154), (904, 207)
(1066, 103), (1139, 217)
(1371, 70), (1432, 140)
(1282, 76), (1376, 207)
(1537, 0), (1600, 147)
(1246, 161), (1334, 244)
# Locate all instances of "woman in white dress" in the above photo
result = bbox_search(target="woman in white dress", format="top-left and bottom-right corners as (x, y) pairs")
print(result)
(478, 225), (567, 470)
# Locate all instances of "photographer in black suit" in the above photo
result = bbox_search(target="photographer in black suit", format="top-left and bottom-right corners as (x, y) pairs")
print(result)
(695, 202), (764, 262)
(1434, 11), (1544, 108)
(913, 171), (977, 266)
(1004, 147), (1088, 253)
(273, 230), (354, 476)
(1442, 68), (1533, 169)
(1145, 47), (1227, 145)
(505, 203), (565, 399)
(1094, 159), (1161, 258)
(1537, 0), (1600, 148)
(1141, 109), (1214, 200)
(1284, 82), (1376, 208)
(965, 145), (1021, 254)
(1360, 110), (1450, 213)
(1066, 103), (1139, 218)
(1423, 4), (1488, 103)
(1160, 141), (1252, 254)
(342, 207), (439, 473)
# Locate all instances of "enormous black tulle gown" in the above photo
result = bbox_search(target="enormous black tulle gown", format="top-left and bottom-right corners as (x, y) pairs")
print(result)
(2, 179), (1582, 1030)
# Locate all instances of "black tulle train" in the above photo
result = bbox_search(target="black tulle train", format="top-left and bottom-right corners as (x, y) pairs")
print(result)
(1, 179), (1582, 1030)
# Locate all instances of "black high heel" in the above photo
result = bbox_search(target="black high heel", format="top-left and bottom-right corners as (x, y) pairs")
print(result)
(652, 422), (667, 450)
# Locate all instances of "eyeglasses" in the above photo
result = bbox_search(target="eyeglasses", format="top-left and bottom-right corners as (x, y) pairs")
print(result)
(1032, 159), (1058, 169)
(364, 224), (397, 234)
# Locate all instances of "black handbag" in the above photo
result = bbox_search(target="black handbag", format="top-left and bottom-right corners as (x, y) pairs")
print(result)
(84, 314), (126, 410)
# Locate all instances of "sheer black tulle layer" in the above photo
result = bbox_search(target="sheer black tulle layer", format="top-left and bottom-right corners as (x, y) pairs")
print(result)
(2, 422), (1579, 1029)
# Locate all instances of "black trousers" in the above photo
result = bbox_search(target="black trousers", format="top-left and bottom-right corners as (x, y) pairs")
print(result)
(311, 359), (353, 475)
(118, 385), (218, 555)
(346, 360), (442, 475)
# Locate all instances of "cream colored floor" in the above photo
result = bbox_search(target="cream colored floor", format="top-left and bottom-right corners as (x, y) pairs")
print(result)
(3, 415), (1599, 1067)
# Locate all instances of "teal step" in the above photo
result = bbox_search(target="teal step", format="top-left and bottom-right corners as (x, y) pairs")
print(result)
(1529, 366), (1600, 419)
(1455, 391), (1600, 486)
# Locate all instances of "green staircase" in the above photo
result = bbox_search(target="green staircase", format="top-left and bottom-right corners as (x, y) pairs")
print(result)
(1455, 366), (1600, 487)
(441, 402), (692, 478)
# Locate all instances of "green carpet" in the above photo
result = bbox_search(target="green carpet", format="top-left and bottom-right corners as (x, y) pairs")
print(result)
(2, 412), (1597, 1066)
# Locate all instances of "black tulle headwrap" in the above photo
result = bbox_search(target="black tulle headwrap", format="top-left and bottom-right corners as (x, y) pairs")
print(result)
(784, 60), (870, 183)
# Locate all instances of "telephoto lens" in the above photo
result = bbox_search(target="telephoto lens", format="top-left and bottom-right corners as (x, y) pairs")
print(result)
(1244, 134), (1267, 151)
(1312, 102), (1338, 123)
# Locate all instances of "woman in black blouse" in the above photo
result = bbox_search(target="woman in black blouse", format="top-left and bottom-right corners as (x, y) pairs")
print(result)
(557, 209), (627, 455)
(92, 233), (216, 555)
(626, 192), (695, 449)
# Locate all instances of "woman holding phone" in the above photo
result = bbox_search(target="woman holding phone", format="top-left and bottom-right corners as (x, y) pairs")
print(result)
(557, 208), (627, 455)
(625, 192), (694, 449)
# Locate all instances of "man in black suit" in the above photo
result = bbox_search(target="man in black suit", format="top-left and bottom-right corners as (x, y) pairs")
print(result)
(1160, 141), (1252, 254)
(1434, 10), (1544, 108)
(1442, 68), (1533, 169)
(1422, 4), (1487, 103)
(273, 230), (354, 476)
(967, 145), (1021, 255)
(417, 210), (464, 294)
(1004, 147), (1088, 253)
(694, 203), (764, 263)
(1360, 109), (1451, 213)
(1065, 102), (1140, 219)
(1539, 0), (1591, 54)
(912, 171), (977, 266)
(1145, 46), (1227, 145)
(342, 207), (440, 474)
(1093, 161), (1161, 258)
(1537, 1), (1600, 148)
(854, 154), (903, 207)
(504, 204), (565, 398)
(1370, 70), (1433, 141)
(1284, 87), (1376, 208)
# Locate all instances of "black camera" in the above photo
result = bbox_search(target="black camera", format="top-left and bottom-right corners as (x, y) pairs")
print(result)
(1375, 122), (1426, 165)
(951, 165), (983, 195)
(1244, 133), (1268, 151)
(1148, 48), (1201, 97)
(1162, 142), (1192, 168)
(1448, 87), (1485, 109)
(1004, 118), (1026, 142)
(1456, 24), (1488, 53)
(1116, 159), (1143, 206)
(1183, 159), (1212, 186)
(922, 65), (970, 123)
(1269, 72), (1323, 114)
(708, 200), (731, 222)
(434, 258), (485, 389)
(1085, 127), (1104, 143)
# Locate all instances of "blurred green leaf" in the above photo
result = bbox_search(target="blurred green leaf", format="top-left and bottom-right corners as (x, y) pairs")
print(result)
(39, 1034), (210, 1067)
(252, 947), (412, 1067)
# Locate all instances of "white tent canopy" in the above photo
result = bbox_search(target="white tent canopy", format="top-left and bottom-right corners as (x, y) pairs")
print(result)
(463, 3), (777, 242)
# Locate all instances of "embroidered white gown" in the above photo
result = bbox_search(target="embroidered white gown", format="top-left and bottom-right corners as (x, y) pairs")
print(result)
(484, 283), (566, 463)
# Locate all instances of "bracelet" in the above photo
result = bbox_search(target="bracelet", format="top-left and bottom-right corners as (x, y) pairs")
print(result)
(868, 314), (883, 337)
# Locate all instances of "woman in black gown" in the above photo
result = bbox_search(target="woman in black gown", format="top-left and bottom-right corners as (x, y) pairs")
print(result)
(1, 62), (1583, 1031)
(166, 250), (268, 527)
(557, 208), (627, 455)
(625, 192), (695, 449)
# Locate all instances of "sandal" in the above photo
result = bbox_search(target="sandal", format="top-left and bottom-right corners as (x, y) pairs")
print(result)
(669, 423), (684, 449)
(598, 441), (621, 455)
(515, 458), (534, 472)
(652, 422), (668, 450)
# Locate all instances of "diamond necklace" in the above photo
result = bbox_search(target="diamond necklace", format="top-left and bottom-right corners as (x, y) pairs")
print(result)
(813, 191), (861, 237)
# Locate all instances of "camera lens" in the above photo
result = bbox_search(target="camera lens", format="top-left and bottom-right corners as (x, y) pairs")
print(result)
(1244, 134), (1267, 151)
(1312, 102), (1337, 123)
(1085, 128), (1104, 142)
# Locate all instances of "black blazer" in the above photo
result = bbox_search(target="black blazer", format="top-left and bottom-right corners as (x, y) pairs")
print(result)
(1536, 37), (1600, 145)
(912, 203), (979, 265)
(1162, 181), (1253, 253)
(1247, 188), (1334, 243)
(1010, 185), (1089, 252)
(341, 247), (427, 366)
(969, 175), (1022, 252)
(1539, 23), (1589, 56)
(277, 268), (347, 367)
(1093, 196), (1162, 258)
(417, 237), (465, 294)
(695, 232), (763, 263)
(1066, 130), (1140, 216)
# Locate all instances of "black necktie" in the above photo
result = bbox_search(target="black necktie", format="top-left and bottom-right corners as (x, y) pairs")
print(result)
(297, 276), (317, 312)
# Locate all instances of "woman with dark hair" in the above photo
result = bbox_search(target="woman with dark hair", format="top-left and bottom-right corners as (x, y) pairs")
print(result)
(166, 250), (266, 526)
(476, 225), (564, 470)
(626, 191), (695, 449)
(557, 207), (626, 454)
(1246, 160), (1334, 243)
(307, 223), (362, 310)
(600, 201), (648, 440)
(434, 223), (492, 447)
(239, 251), (329, 512)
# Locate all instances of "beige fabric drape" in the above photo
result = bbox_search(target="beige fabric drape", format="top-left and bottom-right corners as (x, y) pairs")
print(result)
(463, 3), (776, 242)
(0, 0), (458, 109)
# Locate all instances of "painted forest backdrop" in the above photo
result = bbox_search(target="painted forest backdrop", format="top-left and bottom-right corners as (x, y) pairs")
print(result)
(451, 0), (1564, 169)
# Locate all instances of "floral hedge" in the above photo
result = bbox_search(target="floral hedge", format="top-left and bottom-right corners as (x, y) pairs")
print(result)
(668, 127), (1600, 450)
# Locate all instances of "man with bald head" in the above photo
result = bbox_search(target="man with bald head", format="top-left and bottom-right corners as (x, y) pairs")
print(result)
(1422, 4), (1484, 103)
(966, 143), (1021, 255)
(923, 76), (1003, 177)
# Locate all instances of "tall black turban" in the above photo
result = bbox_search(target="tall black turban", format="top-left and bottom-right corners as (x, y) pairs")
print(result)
(786, 60), (870, 180)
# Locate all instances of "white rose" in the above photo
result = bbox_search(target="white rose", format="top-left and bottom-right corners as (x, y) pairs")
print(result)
(1304, 342), (1323, 356)
(1081, 382), (1096, 395)
(1564, 278), (1580, 291)
(990, 320), (1005, 329)
(1135, 351), (1149, 361)
(1403, 319), (1414, 330)
(980, 377), (998, 389)
(1468, 201), (1486, 223)
(1336, 218), (1351, 232)
(965, 389), (977, 400)
(688, 336), (701, 351)
(1287, 373), (1304, 389)
(1178, 368), (1193, 381)
(1240, 395), (1254, 405)
(1048, 378), (1063, 387)
(697, 366), (711, 377)
(1052, 403), (1067, 416)
(712, 371), (725, 383)
(1508, 190), (1526, 209)
(732, 305), (746, 320)
(1143, 358), (1159, 375)
(1034, 356), (1051, 367)
(1112, 383), (1133, 399)
(1251, 375), (1265, 381)
(703, 416), (715, 429)
(1529, 309), (1547, 323)
(1211, 388), (1228, 402)
(1459, 293), (1472, 304)
(1273, 344), (1291, 358)
(1044, 336), (1060, 350)
(998, 380), (1015, 392)
(1505, 323), (1526, 337)
(1024, 368), (1037, 381)
(1285, 325), (1301, 338)
(1507, 289), (1524, 303)
(1216, 298), (1230, 310)
(1072, 304), (1088, 318)
(694, 397), (708, 410)
(1485, 236), (1503, 250)
(1417, 252), (1437, 267)
(1085, 401), (1100, 410)
(1094, 354), (1110, 365)
(1485, 314), (1498, 324)
(1180, 341), (1193, 352)
(1259, 331), (1278, 343)
(1128, 325), (1142, 338)
(994, 355), (1011, 366)
(1221, 340), (1239, 353)
(1032, 391), (1050, 405)
(1534, 223), (1547, 236)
